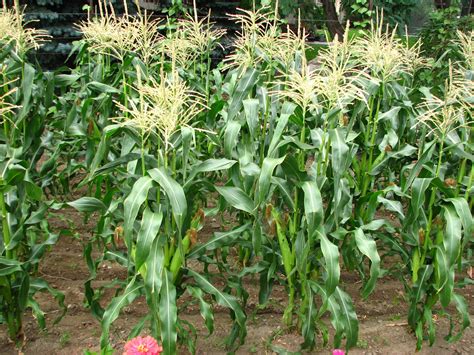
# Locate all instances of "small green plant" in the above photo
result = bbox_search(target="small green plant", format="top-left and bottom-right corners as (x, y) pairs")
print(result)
(60, 332), (71, 348)
(357, 338), (369, 349)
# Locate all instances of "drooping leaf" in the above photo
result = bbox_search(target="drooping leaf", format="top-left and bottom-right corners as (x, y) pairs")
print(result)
(17, 63), (35, 122)
(224, 121), (241, 158)
(446, 198), (472, 239)
(317, 230), (340, 296)
(446, 293), (471, 343)
(227, 68), (259, 122)
(325, 286), (359, 350)
(253, 221), (262, 254)
(302, 181), (324, 236)
(188, 223), (251, 258)
(30, 278), (66, 325)
(408, 265), (433, 329)
(243, 98), (259, 138)
(68, 197), (106, 213)
(401, 141), (436, 192)
(334, 287), (359, 349)
(135, 209), (163, 270)
(215, 186), (255, 215)
(0, 257), (22, 276)
(145, 237), (165, 298)
(187, 269), (246, 330)
(354, 228), (380, 298)
(272, 177), (295, 211)
(378, 196), (405, 219)
(87, 124), (121, 180)
(267, 102), (296, 157)
(185, 159), (237, 187)
(437, 246), (454, 308)
(92, 152), (144, 179)
(301, 284), (317, 349)
(258, 156), (286, 205)
(123, 176), (153, 248)
(187, 286), (215, 335)
(100, 278), (142, 349)
(370, 144), (418, 175)
(330, 128), (351, 176)
(406, 178), (432, 227)
(149, 168), (187, 234)
(88, 81), (121, 94)
(443, 205), (461, 265)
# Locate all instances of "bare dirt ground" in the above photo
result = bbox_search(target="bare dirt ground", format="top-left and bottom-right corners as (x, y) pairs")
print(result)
(0, 206), (472, 355)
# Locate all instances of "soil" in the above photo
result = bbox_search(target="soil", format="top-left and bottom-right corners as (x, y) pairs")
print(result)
(0, 205), (473, 355)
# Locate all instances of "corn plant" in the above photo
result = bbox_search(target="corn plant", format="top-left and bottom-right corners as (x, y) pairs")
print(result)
(0, 4), (65, 344)
(400, 54), (473, 349)
(65, 6), (244, 350)
(209, 8), (472, 352)
(71, 73), (247, 353)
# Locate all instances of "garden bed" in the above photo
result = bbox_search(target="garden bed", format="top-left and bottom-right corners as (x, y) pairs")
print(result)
(1, 205), (472, 354)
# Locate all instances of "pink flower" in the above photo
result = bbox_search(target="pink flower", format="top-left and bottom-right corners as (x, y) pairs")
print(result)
(124, 336), (163, 355)
(333, 350), (345, 355)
